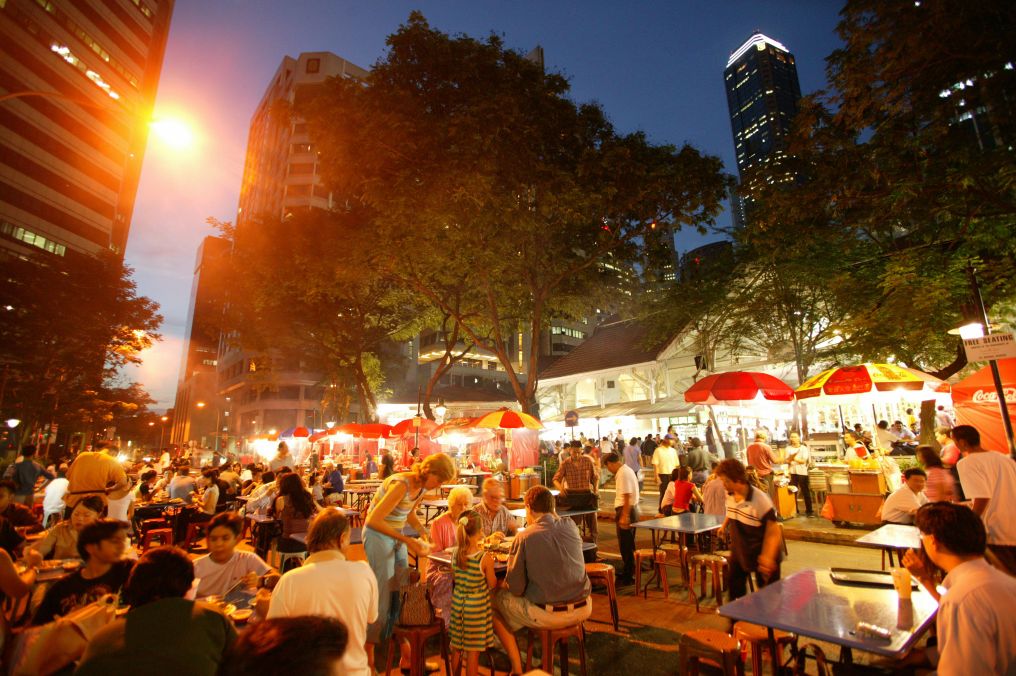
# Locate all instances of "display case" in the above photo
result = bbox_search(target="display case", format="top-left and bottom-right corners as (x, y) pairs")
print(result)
(824, 470), (887, 526)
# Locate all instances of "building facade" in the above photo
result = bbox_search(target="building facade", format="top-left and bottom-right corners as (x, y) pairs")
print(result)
(217, 52), (368, 440)
(723, 32), (801, 226)
(0, 0), (174, 260)
(171, 235), (229, 448)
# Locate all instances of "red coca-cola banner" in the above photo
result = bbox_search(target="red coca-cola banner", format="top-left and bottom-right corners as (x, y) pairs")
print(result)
(952, 359), (1016, 453)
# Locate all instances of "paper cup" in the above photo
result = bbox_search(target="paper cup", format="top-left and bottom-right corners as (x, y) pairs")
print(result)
(891, 568), (912, 599)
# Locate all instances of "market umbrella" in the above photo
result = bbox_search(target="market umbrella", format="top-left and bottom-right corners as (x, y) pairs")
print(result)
(684, 371), (795, 404)
(307, 430), (329, 443)
(352, 423), (394, 439)
(390, 417), (440, 437)
(683, 371), (795, 453)
(795, 363), (924, 399)
(899, 367), (951, 394)
(280, 426), (311, 438)
(473, 408), (544, 430)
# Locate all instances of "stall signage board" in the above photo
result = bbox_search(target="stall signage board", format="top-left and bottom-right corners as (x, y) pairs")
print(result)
(564, 410), (579, 427)
(963, 333), (1016, 362)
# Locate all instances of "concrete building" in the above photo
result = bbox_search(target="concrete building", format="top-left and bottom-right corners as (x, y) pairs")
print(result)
(217, 52), (368, 439)
(723, 32), (801, 226)
(171, 235), (229, 448)
(0, 0), (174, 260)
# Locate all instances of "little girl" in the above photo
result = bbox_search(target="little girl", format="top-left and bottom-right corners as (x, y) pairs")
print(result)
(449, 510), (496, 676)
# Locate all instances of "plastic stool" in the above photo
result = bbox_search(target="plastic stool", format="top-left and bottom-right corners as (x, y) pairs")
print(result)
(585, 562), (619, 630)
(525, 622), (587, 675)
(679, 629), (744, 676)
(688, 553), (728, 612)
(733, 621), (797, 675)
(182, 521), (208, 551)
(140, 528), (173, 550)
(634, 548), (669, 598)
(271, 549), (307, 573)
(383, 621), (451, 676)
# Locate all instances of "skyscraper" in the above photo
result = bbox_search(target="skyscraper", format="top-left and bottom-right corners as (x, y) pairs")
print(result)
(171, 235), (229, 448)
(723, 32), (801, 226)
(0, 0), (174, 260)
(218, 52), (368, 439)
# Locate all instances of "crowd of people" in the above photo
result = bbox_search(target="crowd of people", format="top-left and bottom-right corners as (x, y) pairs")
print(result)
(0, 411), (1012, 674)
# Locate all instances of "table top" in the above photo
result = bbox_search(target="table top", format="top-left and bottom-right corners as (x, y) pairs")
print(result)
(633, 513), (724, 534)
(718, 569), (939, 659)
(427, 541), (595, 568)
(420, 497), (480, 509)
(855, 524), (921, 550)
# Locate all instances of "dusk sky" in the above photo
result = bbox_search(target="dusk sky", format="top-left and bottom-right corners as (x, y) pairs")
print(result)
(124, 0), (844, 412)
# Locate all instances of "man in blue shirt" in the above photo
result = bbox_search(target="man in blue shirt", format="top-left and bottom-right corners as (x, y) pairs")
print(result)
(13, 445), (54, 506)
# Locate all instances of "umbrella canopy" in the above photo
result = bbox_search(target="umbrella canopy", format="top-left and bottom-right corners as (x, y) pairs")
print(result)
(473, 408), (544, 430)
(899, 367), (951, 393)
(795, 363), (924, 399)
(325, 423), (393, 438)
(683, 371), (795, 404)
(433, 417), (494, 442)
(390, 417), (440, 437)
(280, 426), (311, 438)
(307, 430), (329, 443)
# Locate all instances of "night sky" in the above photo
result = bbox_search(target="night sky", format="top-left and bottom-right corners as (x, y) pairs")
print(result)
(124, 0), (845, 410)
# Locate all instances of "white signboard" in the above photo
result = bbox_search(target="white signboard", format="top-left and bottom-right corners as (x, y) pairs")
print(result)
(963, 332), (1016, 362)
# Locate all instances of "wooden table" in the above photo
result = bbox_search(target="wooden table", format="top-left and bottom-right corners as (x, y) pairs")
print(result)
(718, 568), (938, 666)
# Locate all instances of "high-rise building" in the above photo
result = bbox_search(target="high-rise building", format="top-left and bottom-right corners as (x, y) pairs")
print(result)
(0, 0), (174, 260)
(171, 235), (229, 448)
(723, 32), (801, 225)
(218, 52), (368, 439)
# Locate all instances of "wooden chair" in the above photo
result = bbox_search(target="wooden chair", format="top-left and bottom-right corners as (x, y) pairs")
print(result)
(585, 562), (619, 631)
(383, 621), (451, 676)
(525, 622), (587, 676)
(688, 553), (728, 612)
(634, 548), (669, 598)
(140, 527), (174, 550)
(733, 621), (797, 675)
(678, 629), (744, 676)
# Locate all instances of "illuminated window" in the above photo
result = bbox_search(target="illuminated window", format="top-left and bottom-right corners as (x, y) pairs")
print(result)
(49, 43), (122, 100)
(1, 221), (67, 256)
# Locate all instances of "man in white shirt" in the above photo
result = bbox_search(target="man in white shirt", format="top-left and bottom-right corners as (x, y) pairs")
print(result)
(193, 512), (275, 598)
(268, 507), (378, 676)
(880, 468), (928, 525)
(901, 502), (1016, 675)
(42, 464), (69, 526)
(605, 452), (639, 586)
(875, 420), (900, 452)
(954, 424), (1016, 575)
(652, 438), (679, 510)
(785, 432), (813, 516)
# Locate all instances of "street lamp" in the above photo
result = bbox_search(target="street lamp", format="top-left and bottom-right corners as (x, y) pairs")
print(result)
(5, 419), (19, 429)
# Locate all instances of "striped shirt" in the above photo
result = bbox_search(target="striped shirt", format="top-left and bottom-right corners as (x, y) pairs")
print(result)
(449, 551), (493, 650)
(725, 485), (778, 571)
(367, 475), (424, 529)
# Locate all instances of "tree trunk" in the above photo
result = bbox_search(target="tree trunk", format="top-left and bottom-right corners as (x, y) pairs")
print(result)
(352, 360), (377, 422)
(931, 341), (968, 380)
(919, 399), (938, 448)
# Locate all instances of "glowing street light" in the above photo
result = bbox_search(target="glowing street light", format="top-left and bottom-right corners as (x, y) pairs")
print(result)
(149, 117), (195, 151)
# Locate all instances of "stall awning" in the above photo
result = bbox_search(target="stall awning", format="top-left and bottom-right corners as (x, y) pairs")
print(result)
(630, 400), (695, 419)
(543, 402), (642, 423)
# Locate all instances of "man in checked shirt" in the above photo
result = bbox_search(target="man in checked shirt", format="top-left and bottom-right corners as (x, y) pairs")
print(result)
(553, 441), (598, 541)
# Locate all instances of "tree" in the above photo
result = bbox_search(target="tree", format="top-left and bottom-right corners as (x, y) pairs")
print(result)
(0, 252), (161, 450)
(747, 0), (1016, 377)
(305, 12), (729, 412)
(217, 209), (424, 423)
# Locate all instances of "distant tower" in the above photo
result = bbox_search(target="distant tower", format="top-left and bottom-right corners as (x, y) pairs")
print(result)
(723, 33), (802, 226)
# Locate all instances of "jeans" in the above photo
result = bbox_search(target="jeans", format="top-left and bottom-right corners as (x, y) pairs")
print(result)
(789, 473), (812, 514)
(657, 475), (671, 511)
(615, 505), (638, 581)
(363, 526), (408, 643)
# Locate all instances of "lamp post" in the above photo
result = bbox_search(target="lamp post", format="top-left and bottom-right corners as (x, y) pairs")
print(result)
(158, 415), (168, 450)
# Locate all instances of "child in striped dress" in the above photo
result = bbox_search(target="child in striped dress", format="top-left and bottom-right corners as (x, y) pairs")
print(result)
(449, 510), (496, 676)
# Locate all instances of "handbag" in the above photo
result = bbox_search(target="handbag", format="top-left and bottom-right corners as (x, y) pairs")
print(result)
(397, 569), (435, 627)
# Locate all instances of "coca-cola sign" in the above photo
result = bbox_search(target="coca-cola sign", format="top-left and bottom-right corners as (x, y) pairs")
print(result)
(971, 388), (1016, 404)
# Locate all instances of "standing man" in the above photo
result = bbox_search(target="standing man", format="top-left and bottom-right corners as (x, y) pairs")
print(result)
(954, 425), (1016, 575)
(12, 445), (54, 506)
(652, 437), (679, 511)
(268, 508), (377, 676)
(745, 432), (777, 499)
(64, 440), (130, 512)
(785, 432), (813, 517)
(604, 452), (639, 586)
(640, 434), (658, 467)
(622, 438), (643, 490)
(684, 438), (716, 487)
(715, 459), (782, 600)
(553, 441), (598, 541)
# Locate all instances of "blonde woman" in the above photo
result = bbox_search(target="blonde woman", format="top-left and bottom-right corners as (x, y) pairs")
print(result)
(364, 452), (456, 670)
(428, 486), (474, 628)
